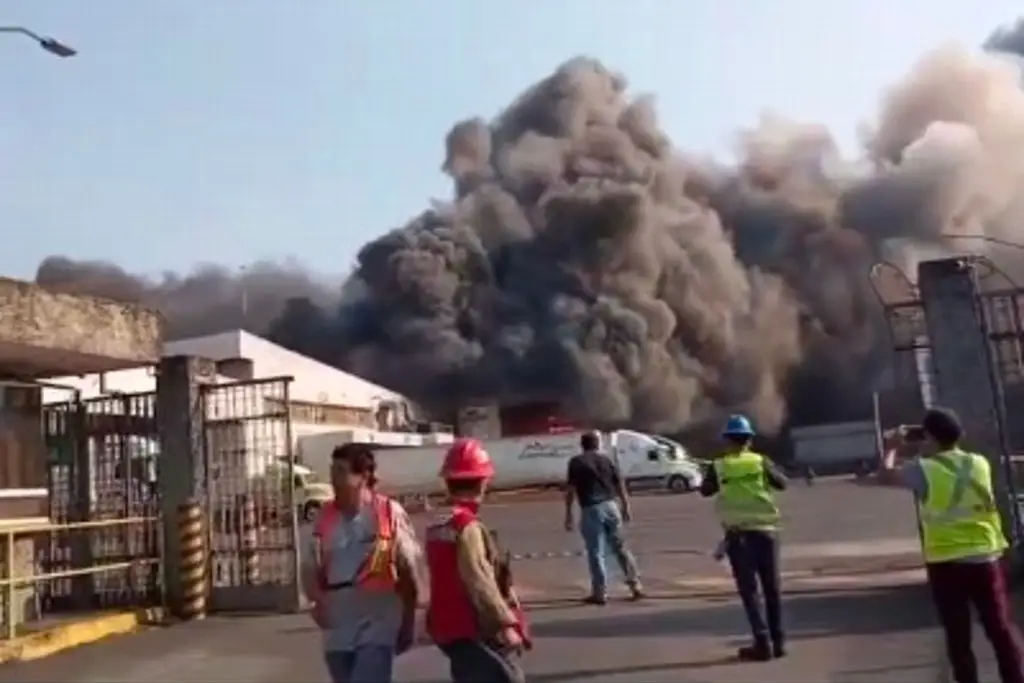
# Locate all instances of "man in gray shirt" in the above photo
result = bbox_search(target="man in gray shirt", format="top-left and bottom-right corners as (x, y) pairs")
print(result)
(302, 443), (421, 683)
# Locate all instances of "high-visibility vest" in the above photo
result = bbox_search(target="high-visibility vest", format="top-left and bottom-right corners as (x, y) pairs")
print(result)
(713, 451), (780, 530)
(313, 494), (398, 592)
(918, 450), (1007, 564)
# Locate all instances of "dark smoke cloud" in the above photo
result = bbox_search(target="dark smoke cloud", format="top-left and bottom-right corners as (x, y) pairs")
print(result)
(35, 256), (343, 339)
(37, 23), (1024, 434)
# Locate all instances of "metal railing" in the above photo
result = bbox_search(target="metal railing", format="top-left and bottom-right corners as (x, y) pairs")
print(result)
(0, 517), (162, 639)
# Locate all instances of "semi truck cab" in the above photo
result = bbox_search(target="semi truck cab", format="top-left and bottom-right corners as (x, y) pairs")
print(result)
(611, 430), (704, 493)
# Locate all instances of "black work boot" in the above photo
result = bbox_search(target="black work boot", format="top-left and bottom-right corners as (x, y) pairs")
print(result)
(737, 638), (772, 662)
(582, 594), (607, 606)
(771, 639), (787, 658)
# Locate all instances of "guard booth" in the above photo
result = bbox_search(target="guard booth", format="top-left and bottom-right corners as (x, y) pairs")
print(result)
(0, 278), (163, 635)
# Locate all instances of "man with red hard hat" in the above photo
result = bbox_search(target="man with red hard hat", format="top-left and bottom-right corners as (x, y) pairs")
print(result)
(425, 438), (530, 683)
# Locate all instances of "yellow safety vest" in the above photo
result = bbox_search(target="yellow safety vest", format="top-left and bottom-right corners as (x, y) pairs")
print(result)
(713, 451), (780, 530)
(918, 449), (1007, 564)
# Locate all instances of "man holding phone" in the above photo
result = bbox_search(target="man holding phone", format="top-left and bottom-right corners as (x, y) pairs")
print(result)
(879, 407), (1024, 683)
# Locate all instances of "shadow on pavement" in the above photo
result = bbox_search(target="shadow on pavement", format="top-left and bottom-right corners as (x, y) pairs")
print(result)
(522, 653), (755, 682)
(408, 653), (743, 683)
(531, 583), (935, 641)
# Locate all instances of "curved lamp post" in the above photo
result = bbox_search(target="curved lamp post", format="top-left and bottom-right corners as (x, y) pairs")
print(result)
(0, 26), (76, 57)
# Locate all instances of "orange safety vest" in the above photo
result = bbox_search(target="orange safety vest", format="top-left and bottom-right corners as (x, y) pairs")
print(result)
(313, 494), (398, 592)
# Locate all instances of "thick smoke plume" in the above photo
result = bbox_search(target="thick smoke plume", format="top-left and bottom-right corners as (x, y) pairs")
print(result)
(36, 257), (344, 340)
(37, 23), (1024, 433)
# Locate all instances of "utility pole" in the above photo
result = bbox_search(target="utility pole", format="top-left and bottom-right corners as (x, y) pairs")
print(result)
(239, 266), (248, 324)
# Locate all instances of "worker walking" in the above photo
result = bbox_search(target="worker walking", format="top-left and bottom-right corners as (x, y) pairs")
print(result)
(564, 430), (644, 604)
(302, 443), (421, 683)
(425, 438), (530, 683)
(879, 407), (1024, 683)
(701, 414), (788, 661)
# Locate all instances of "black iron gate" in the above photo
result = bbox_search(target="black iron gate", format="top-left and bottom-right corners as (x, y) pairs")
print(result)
(42, 392), (161, 613)
(199, 376), (301, 612)
(870, 257), (1024, 540)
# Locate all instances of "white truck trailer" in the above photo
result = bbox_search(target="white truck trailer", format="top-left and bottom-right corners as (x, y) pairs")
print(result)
(297, 428), (704, 497)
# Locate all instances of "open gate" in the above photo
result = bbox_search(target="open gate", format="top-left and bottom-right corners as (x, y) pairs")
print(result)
(870, 257), (1024, 541)
(199, 376), (301, 612)
(869, 261), (930, 434)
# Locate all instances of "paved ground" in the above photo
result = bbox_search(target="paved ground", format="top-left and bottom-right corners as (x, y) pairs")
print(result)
(0, 477), (953, 682)
(476, 478), (922, 599)
(0, 573), (945, 683)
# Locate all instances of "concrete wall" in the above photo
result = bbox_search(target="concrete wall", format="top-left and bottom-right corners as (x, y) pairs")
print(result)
(0, 278), (163, 376)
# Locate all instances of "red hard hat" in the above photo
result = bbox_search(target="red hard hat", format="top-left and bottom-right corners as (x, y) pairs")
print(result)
(440, 438), (494, 480)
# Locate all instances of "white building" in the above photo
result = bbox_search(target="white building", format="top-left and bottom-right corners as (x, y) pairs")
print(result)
(43, 329), (422, 435)
(43, 330), (452, 511)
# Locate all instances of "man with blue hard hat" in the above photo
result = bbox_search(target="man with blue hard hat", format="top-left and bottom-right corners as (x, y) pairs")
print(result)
(700, 414), (789, 661)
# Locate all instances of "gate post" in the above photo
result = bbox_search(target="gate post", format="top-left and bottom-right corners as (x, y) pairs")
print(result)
(156, 355), (216, 615)
(69, 400), (95, 610)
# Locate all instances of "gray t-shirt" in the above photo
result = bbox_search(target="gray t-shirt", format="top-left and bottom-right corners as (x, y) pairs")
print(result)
(898, 458), (998, 564)
(302, 498), (421, 652)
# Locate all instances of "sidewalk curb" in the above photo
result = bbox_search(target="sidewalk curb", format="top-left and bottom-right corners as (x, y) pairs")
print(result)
(0, 606), (165, 663)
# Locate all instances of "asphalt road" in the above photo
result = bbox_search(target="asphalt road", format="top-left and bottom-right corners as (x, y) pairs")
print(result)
(0, 477), (946, 682)
(0, 574), (946, 683)
(472, 478), (923, 599)
(482, 477), (919, 552)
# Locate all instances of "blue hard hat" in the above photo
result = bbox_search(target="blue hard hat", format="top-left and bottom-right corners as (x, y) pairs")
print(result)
(722, 414), (755, 437)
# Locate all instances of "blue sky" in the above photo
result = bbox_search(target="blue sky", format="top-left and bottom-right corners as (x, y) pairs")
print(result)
(1, 1), (1019, 281)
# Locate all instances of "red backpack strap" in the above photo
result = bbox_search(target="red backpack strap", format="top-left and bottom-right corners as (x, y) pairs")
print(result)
(450, 505), (477, 532)
(372, 495), (396, 540)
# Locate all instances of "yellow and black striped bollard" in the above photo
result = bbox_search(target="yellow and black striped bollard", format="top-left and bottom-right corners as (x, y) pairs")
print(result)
(241, 495), (260, 585)
(177, 500), (208, 620)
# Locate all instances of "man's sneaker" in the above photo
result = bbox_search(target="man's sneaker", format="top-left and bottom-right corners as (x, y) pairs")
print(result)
(772, 642), (787, 658)
(737, 643), (772, 662)
(627, 584), (646, 601)
(582, 594), (607, 606)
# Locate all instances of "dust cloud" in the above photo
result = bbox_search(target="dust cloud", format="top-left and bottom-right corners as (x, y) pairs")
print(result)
(36, 22), (1024, 433)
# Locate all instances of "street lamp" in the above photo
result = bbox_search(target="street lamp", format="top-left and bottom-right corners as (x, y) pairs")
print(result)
(0, 26), (76, 58)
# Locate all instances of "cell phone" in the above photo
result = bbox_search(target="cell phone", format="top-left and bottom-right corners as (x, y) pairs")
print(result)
(902, 425), (926, 442)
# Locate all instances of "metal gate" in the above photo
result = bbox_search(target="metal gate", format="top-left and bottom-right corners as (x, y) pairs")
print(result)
(199, 377), (301, 612)
(870, 257), (1024, 538)
(42, 392), (161, 613)
(869, 261), (930, 433)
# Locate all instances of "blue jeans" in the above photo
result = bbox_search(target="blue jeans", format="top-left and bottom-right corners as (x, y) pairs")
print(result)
(579, 499), (640, 597)
(324, 645), (395, 683)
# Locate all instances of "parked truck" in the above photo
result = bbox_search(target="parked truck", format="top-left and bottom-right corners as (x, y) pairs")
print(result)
(297, 428), (704, 496)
